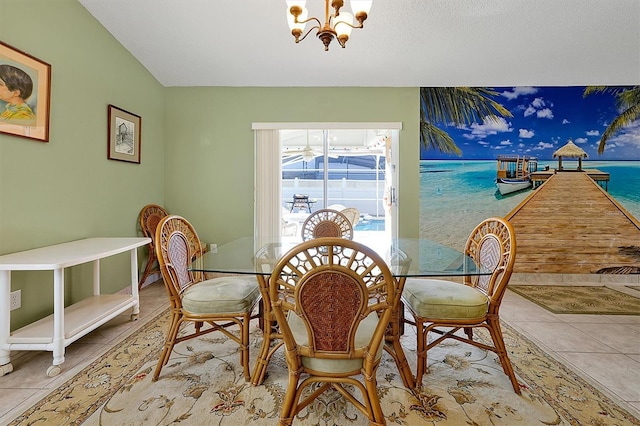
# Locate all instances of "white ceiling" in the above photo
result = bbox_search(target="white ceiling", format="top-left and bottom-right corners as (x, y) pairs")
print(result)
(78, 0), (640, 88)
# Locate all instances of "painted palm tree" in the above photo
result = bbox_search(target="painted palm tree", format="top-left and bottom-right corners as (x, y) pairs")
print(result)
(420, 87), (513, 156)
(583, 86), (640, 155)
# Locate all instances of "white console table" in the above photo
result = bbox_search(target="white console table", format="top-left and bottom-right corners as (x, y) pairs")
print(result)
(0, 237), (150, 377)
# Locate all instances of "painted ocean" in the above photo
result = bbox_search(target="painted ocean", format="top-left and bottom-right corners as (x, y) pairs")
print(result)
(419, 160), (640, 248)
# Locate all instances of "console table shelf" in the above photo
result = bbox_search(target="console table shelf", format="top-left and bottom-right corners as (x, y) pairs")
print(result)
(0, 237), (150, 377)
(8, 294), (134, 344)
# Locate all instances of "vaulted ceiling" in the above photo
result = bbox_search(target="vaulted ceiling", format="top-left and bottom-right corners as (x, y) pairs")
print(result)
(79, 0), (639, 87)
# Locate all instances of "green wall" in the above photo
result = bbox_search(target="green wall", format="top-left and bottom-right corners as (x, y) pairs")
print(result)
(0, 0), (421, 331)
(164, 87), (420, 244)
(0, 0), (165, 329)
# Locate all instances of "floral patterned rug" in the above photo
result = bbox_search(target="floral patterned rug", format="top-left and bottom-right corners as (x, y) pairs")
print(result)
(8, 308), (640, 425)
(508, 285), (640, 315)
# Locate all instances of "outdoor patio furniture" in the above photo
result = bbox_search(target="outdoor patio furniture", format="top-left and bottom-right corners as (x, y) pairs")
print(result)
(288, 194), (314, 212)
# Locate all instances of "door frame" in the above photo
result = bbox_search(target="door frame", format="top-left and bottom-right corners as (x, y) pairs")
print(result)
(253, 122), (402, 239)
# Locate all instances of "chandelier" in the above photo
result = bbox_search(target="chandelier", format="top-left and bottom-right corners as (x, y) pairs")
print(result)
(286, 0), (373, 51)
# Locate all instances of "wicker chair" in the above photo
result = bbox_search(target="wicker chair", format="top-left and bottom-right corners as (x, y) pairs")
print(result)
(300, 208), (353, 241)
(138, 204), (212, 287)
(269, 237), (396, 426)
(152, 215), (260, 381)
(138, 204), (169, 289)
(401, 217), (521, 394)
(340, 207), (360, 227)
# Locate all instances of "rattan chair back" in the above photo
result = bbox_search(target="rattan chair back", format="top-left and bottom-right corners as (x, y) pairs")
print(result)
(300, 208), (354, 241)
(269, 237), (395, 425)
(463, 217), (516, 309)
(137, 204), (169, 289)
(140, 204), (169, 240)
(155, 215), (204, 302)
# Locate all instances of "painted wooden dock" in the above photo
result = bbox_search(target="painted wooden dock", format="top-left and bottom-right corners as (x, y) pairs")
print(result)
(531, 168), (610, 190)
(504, 171), (640, 274)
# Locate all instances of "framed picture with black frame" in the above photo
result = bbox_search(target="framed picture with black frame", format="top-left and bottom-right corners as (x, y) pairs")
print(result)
(107, 104), (141, 164)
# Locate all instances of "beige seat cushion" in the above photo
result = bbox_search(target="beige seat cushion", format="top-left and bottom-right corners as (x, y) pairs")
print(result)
(403, 279), (488, 320)
(182, 276), (260, 314)
(287, 310), (384, 374)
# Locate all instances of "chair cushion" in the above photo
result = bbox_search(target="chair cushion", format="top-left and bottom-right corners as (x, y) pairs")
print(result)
(403, 279), (488, 320)
(287, 310), (384, 374)
(182, 276), (260, 314)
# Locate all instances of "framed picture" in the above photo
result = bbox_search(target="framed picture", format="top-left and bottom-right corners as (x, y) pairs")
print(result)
(108, 104), (141, 164)
(0, 41), (51, 142)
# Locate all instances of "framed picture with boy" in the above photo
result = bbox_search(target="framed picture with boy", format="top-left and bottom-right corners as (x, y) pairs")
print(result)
(0, 41), (51, 142)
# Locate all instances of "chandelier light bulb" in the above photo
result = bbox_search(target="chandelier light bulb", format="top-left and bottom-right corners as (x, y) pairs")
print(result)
(334, 11), (353, 45)
(350, 0), (372, 16)
(287, 6), (308, 34)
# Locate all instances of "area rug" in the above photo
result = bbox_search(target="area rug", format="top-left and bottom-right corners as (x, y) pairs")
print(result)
(8, 308), (640, 426)
(508, 285), (640, 315)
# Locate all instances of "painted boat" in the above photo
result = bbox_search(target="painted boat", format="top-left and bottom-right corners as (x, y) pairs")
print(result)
(496, 178), (532, 195)
(495, 155), (538, 195)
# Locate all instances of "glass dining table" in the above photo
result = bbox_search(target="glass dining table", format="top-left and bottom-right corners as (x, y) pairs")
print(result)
(190, 235), (489, 390)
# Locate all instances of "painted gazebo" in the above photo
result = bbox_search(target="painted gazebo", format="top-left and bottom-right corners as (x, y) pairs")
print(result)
(553, 140), (588, 171)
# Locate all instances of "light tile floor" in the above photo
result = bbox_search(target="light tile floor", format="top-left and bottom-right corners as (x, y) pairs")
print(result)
(0, 278), (639, 424)
(500, 280), (640, 419)
(0, 281), (169, 425)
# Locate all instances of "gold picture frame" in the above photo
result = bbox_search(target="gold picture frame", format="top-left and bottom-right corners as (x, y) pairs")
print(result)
(0, 41), (51, 142)
(108, 104), (141, 164)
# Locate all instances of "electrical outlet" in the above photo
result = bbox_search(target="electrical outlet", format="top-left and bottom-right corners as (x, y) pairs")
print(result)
(10, 290), (21, 311)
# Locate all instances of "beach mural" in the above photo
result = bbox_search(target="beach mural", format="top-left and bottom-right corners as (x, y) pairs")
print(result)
(419, 86), (640, 248)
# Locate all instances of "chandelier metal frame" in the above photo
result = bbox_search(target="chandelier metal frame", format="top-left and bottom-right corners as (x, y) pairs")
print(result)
(286, 0), (371, 51)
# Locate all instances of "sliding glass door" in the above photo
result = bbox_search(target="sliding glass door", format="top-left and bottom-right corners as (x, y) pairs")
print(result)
(253, 122), (401, 240)
(280, 128), (396, 238)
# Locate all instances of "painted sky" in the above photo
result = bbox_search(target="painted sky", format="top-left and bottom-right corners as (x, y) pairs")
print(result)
(420, 86), (640, 161)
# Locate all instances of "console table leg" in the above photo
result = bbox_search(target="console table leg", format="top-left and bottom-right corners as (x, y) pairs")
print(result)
(130, 249), (140, 317)
(52, 268), (65, 369)
(0, 271), (11, 368)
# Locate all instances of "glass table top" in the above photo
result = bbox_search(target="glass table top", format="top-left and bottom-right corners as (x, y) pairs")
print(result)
(190, 236), (489, 278)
